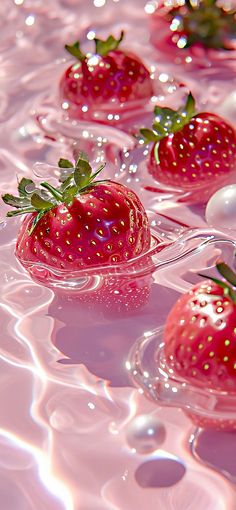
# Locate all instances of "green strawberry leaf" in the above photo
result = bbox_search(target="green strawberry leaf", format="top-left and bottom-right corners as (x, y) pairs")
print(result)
(153, 94), (196, 136)
(140, 128), (159, 142)
(153, 106), (176, 119)
(75, 151), (92, 175)
(31, 193), (54, 211)
(216, 262), (236, 287)
(64, 41), (86, 62)
(40, 182), (63, 202)
(6, 207), (36, 217)
(74, 168), (91, 189)
(62, 185), (78, 205)
(74, 152), (93, 189)
(59, 173), (74, 191)
(2, 194), (30, 208)
(58, 158), (74, 169)
(2, 151), (108, 234)
(140, 93), (196, 146)
(181, 92), (195, 119)
(75, 150), (89, 163)
(94, 31), (124, 56)
(198, 274), (229, 290)
(152, 121), (171, 138)
(18, 178), (35, 197)
(90, 163), (106, 181)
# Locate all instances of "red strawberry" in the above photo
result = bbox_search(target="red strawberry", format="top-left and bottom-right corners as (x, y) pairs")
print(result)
(60, 31), (153, 123)
(2, 153), (151, 272)
(141, 93), (236, 201)
(164, 262), (236, 394)
(160, 0), (236, 51)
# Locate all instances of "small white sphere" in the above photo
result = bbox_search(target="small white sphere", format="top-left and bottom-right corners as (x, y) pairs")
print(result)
(126, 414), (166, 454)
(205, 185), (236, 233)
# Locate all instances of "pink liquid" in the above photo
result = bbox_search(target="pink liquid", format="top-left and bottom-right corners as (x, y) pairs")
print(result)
(1, 1), (236, 509)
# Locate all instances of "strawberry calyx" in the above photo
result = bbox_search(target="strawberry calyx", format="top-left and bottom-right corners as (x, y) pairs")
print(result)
(199, 262), (236, 304)
(140, 92), (195, 144)
(168, 0), (236, 50)
(65, 31), (124, 62)
(2, 152), (106, 233)
(94, 31), (124, 56)
(64, 41), (86, 62)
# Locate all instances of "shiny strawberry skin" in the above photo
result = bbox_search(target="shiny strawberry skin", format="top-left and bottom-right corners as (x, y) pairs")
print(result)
(148, 112), (236, 190)
(60, 50), (153, 112)
(16, 181), (151, 270)
(164, 280), (236, 392)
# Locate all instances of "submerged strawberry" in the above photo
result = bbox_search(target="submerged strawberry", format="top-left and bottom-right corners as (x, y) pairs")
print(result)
(141, 93), (236, 199)
(60, 32), (153, 122)
(164, 262), (236, 393)
(2, 153), (151, 271)
(164, 0), (236, 51)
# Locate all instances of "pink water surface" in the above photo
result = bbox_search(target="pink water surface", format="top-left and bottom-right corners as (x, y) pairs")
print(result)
(1, 1), (236, 509)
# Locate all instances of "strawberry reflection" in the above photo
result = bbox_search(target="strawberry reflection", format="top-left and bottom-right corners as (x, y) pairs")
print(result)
(48, 274), (179, 388)
(150, 3), (236, 76)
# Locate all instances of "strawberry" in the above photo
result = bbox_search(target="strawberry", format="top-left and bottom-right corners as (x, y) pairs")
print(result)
(140, 93), (236, 201)
(60, 31), (153, 123)
(2, 153), (151, 272)
(162, 0), (236, 51)
(164, 262), (236, 394)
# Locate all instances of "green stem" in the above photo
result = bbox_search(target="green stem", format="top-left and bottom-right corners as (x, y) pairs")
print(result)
(6, 207), (36, 217)
(64, 42), (86, 62)
(40, 182), (63, 202)
(154, 142), (160, 164)
(216, 262), (236, 287)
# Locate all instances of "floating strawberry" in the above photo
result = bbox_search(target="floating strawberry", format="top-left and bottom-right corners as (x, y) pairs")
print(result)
(2, 153), (151, 272)
(164, 262), (236, 393)
(162, 0), (236, 51)
(140, 93), (236, 201)
(60, 31), (154, 123)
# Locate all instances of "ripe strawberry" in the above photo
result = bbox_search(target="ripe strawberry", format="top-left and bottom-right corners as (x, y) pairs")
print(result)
(2, 153), (151, 272)
(140, 93), (236, 200)
(164, 262), (236, 393)
(60, 31), (153, 123)
(161, 0), (236, 51)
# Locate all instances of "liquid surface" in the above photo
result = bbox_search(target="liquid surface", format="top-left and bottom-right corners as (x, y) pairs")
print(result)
(0, 1), (236, 509)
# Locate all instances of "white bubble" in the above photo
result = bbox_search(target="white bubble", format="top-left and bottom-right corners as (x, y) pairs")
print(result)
(87, 31), (96, 40)
(145, 1), (157, 14)
(126, 415), (166, 454)
(206, 185), (236, 233)
(94, 0), (106, 6)
(25, 15), (35, 26)
(159, 73), (169, 83)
